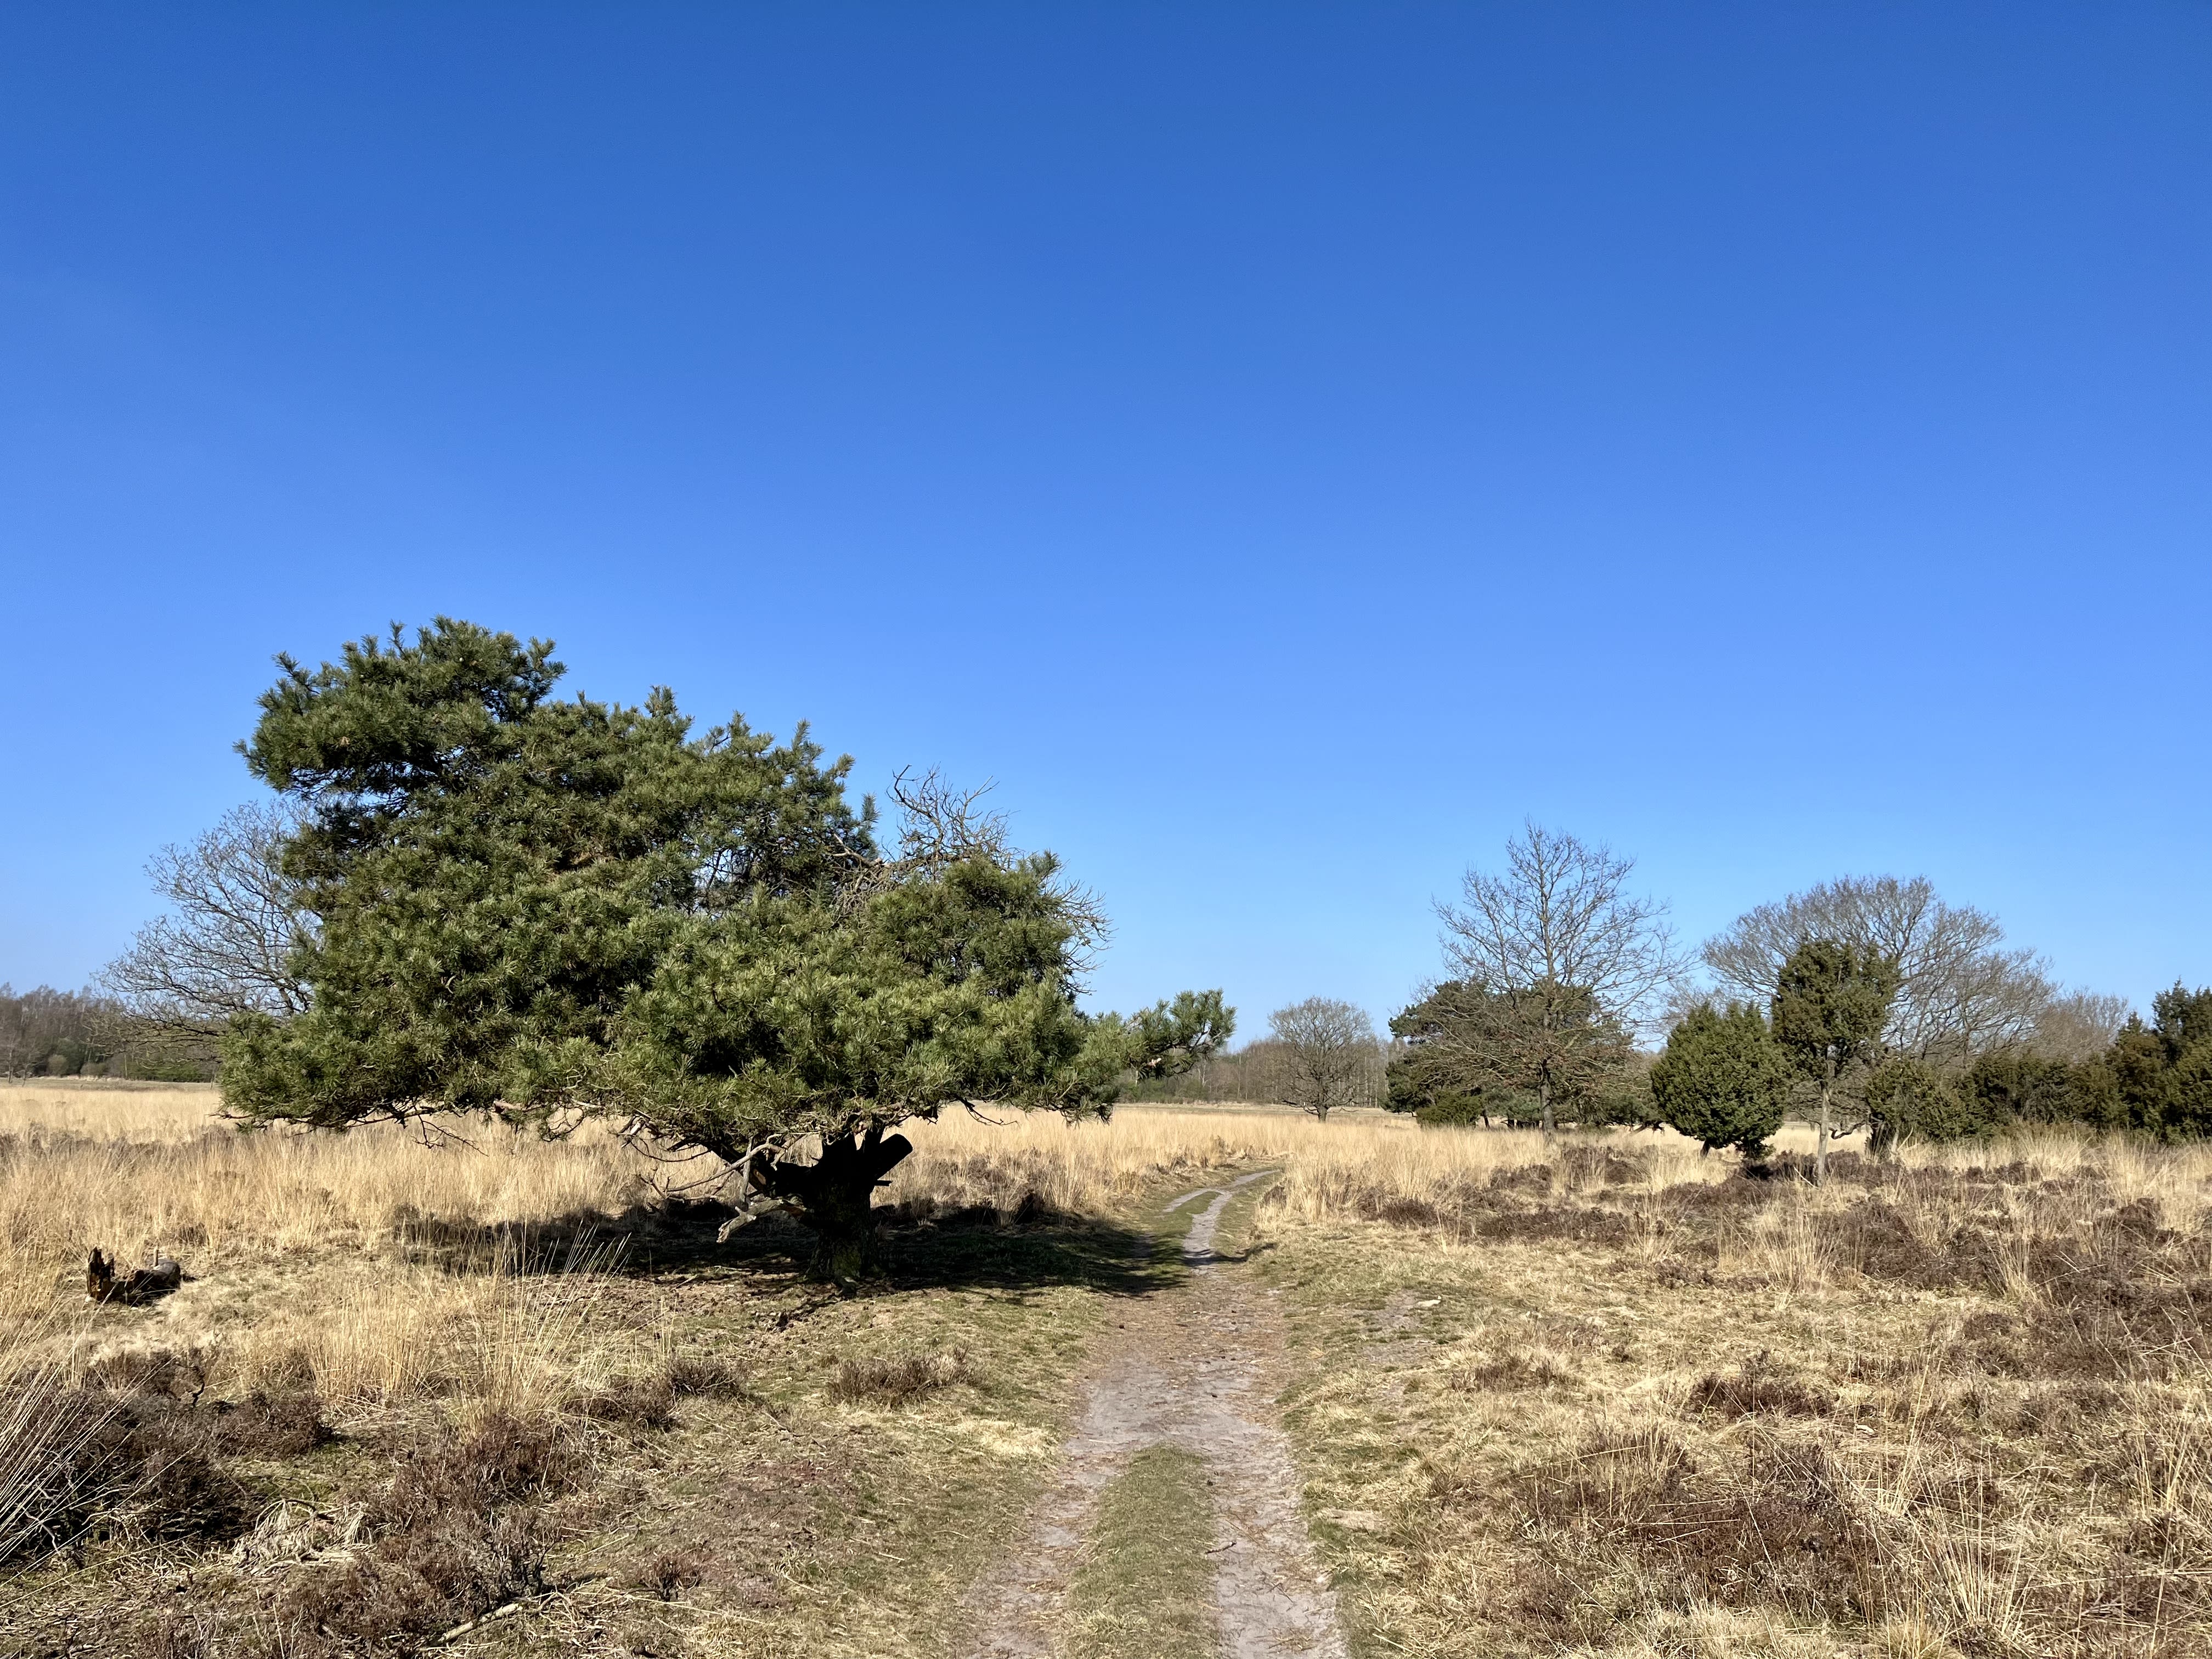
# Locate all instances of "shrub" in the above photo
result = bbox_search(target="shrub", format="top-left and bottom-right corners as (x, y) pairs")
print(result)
(1865, 1057), (1993, 1148)
(2111, 985), (2212, 1138)
(1, 1364), (121, 1562)
(828, 1351), (968, 1407)
(1962, 1052), (2120, 1130)
(1685, 1352), (1833, 1419)
(1413, 1092), (1488, 1127)
(279, 1413), (583, 1651)
(1452, 1350), (1571, 1391)
(630, 1547), (710, 1601)
(1513, 1430), (1880, 1626)
(573, 1373), (677, 1430)
(664, 1355), (751, 1397)
(1649, 1002), (1791, 1155)
(26, 1394), (247, 1555)
(214, 1390), (332, 1457)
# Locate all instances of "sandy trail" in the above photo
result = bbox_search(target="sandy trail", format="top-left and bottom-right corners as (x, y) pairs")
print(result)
(957, 1170), (1346, 1659)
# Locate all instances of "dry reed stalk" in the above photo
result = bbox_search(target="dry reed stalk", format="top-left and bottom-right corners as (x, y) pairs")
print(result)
(241, 1266), (493, 1410)
(0, 1317), (120, 1562)
(466, 1234), (624, 1426)
(0, 1092), (655, 1294)
(1718, 1202), (1829, 1291)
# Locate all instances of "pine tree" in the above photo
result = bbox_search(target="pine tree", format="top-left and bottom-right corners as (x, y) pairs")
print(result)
(222, 619), (1230, 1280)
(2109, 985), (2212, 1139)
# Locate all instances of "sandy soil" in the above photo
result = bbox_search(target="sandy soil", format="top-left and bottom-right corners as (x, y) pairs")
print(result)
(957, 1170), (1347, 1659)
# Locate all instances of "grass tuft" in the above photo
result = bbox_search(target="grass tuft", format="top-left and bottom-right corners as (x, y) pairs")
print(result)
(1685, 1350), (1835, 1420)
(828, 1350), (970, 1407)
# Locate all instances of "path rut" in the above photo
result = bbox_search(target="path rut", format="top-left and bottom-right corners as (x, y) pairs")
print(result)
(957, 1170), (1346, 1659)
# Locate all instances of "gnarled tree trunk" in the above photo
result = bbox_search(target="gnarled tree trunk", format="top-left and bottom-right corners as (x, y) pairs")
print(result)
(751, 1125), (913, 1284)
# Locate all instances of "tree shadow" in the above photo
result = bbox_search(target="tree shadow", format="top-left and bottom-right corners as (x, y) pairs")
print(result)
(1190, 1237), (1277, 1268)
(394, 1196), (1175, 1301)
(873, 1206), (1174, 1301)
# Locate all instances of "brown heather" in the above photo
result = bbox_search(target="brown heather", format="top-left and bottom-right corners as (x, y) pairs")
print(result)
(1252, 1122), (2212, 1658)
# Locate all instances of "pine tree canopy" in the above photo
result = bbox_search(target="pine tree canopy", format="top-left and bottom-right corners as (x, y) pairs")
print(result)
(220, 621), (1232, 1190)
(2111, 984), (2212, 1139)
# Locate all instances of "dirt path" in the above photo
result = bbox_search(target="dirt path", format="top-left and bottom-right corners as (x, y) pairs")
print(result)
(957, 1171), (1347, 1659)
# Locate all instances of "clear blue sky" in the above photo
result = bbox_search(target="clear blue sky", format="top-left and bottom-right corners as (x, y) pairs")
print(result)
(3, 4), (2207, 1034)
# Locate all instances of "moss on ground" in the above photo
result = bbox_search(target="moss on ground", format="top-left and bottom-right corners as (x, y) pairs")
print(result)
(1065, 1445), (1217, 1659)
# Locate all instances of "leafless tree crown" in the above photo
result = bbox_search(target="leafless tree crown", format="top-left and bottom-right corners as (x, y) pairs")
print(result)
(1437, 822), (1688, 1035)
(101, 800), (314, 1036)
(2028, 989), (2135, 1064)
(1266, 997), (1378, 1119)
(1701, 875), (2053, 1066)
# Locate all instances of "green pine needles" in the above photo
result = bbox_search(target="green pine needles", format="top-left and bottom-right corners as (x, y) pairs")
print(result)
(221, 619), (1231, 1277)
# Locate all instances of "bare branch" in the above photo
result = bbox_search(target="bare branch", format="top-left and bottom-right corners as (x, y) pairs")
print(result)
(1427, 823), (1687, 1131)
(1266, 998), (1377, 1120)
(889, 768), (1011, 866)
(1436, 822), (1690, 1037)
(1702, 875), (2054, 1068)
(100, 800), (315, 1039)
(2028, 989), (2134, 1064)
(823, 768), (1109, 977)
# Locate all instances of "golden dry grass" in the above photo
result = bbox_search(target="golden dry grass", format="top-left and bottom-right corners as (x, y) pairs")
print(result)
(1250, 1125), (2212, 1658)
(7, 1083), (2211, 1658)
(0, 1084), (651, 1248)
(0, 1084), (1147, 1658)
(0, 1084), (664, 1415)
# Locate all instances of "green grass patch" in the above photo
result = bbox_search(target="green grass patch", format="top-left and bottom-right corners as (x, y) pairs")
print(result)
(1066, 1444), (1217, 1659)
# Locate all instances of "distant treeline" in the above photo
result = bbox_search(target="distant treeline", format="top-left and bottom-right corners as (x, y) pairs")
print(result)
(1387, 977), (2212, 1148)
(0, 985), (216, 1081)
(1118, 1036), (1392, 1110)
(1127, 845), (2212, 1152)
(33, 728), (2212, 1151)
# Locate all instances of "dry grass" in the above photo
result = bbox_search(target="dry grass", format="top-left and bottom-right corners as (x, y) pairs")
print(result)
(1250, 1122), (2212, 1658)
(0, 1084), (652, 1259)
(7, 1083), (2211, 1658)
(0, 1082), (1153, 1658)
(0, 1091), (1285, 1420)
(0, 1079), (227, 1142)
(888, 1099), (1384, 1215)
(0, 1084), (675, 1454)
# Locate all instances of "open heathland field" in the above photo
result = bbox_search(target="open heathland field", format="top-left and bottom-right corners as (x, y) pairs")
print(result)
(3, 1082), (2210, 1657)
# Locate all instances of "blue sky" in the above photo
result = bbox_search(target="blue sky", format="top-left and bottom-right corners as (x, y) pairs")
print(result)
(3, 3), (2207, 1035)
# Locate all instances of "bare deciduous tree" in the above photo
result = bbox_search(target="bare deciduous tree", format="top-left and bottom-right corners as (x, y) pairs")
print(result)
(1702, 876), (2051, 1068)
(1435, 823), (1689, 1133)
(101, 801), (313, 1039)
(1267, 997), (1376, 1121)
(2029, 989), (2134, 1064)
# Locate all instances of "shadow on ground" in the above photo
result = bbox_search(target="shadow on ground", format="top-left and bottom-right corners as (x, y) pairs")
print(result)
(396, 1195), (1175, 1301)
